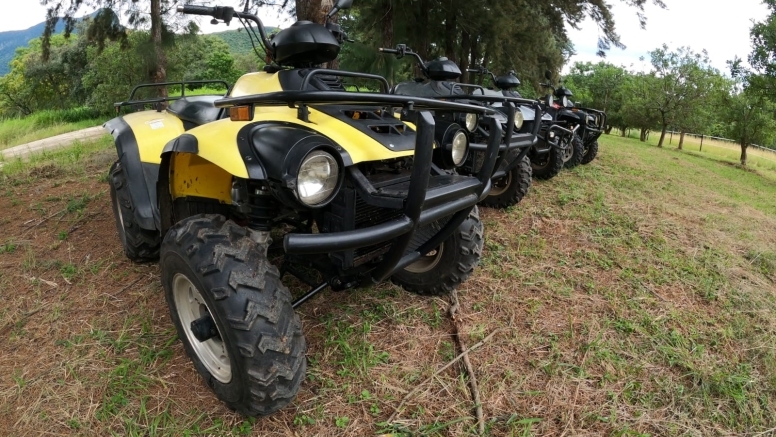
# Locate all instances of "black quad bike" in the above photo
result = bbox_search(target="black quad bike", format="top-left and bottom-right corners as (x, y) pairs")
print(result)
(550, 84), (607, 165)
(379, 45), (541, 209)
(105, 0), (504, 417)
(466, 66), (574, 181)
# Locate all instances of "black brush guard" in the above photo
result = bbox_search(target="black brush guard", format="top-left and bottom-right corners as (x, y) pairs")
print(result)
(214, 90), (501, 284)
(438, 94), (542, 179)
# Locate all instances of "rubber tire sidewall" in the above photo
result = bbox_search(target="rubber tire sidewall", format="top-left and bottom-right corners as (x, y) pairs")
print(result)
(480, 156), (532, 209)
(160, 214), (306, 416)
(531, 143), (564, 180)
(109, 160), (160, 261)
(563, 134), (585, 169)
(581, 139), (599, 165)
(391, 207), (483, 296)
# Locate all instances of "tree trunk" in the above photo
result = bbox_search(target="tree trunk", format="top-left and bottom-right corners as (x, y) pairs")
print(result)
(381, 0), (393, 48)
(444, 3), (457, 62)
(150, 0), (167, 100)
(295, 0), (333, 23)
(620, 127), (626, 137)
(678, 131), (685, 150)
(741, 141), (748, 166)
(639, 128), (648, 142)
(459, 30), (471, 83)
(658, 125), (667, 148)
(604, 125), (613, 135)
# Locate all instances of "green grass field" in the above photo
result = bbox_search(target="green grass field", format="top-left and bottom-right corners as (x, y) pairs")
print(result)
(1, 133), (776, 436)
(622, 130), (776, 176)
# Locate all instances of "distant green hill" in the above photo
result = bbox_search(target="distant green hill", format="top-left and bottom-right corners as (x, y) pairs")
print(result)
(0, 21), (67, 76)
(209, 27), (278, 55)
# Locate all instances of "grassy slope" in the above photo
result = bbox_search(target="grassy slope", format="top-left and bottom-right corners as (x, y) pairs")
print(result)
(1, 134), (775, 436)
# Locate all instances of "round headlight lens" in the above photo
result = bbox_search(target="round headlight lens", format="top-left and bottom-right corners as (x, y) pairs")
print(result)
(297, 150), (339, 206)
(465, 113), (478, 132)
(451, 130), (468, 166)
(514, 110), (525, 130)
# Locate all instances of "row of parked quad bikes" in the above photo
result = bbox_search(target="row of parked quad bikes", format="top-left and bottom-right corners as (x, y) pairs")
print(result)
(103, 0), (606, 417)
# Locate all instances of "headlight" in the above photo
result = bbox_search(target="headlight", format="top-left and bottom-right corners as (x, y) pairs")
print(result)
(514, 111), (525, 130)
(297, 150), (339, 206)
(549, 131), (556, 139)
(451, 130), (468, 166)
(464, 113), (478, 132)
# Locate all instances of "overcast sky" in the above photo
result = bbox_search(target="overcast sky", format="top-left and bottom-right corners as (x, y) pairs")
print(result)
(1, 0), (771, 76)
(565, 0), (770, 74)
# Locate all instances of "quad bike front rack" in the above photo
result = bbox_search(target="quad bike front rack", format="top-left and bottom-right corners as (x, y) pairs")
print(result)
(214, 89), (502, 306)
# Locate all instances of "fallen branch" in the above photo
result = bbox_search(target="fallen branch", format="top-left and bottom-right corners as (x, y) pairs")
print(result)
(387, 323), (503, 424)
(449, 288), (485, 435)
(109, 276), (146, 298)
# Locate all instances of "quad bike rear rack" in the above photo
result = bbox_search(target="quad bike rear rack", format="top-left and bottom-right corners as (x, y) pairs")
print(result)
(214, 90), (502, 300)
(113, 80), (230, 112)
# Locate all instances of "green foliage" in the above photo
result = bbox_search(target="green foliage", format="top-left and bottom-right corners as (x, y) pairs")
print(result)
(210, 28), (278, 56)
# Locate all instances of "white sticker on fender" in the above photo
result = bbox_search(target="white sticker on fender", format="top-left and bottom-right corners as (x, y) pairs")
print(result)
(147, 120), (165, 130)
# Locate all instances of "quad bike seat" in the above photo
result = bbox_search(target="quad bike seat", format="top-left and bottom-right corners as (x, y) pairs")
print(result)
(391, 80), (468, 98)
(167, 96), (225, 129)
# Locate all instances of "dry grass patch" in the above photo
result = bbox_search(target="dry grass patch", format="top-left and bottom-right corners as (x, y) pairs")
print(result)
(1, 135), (776, 435)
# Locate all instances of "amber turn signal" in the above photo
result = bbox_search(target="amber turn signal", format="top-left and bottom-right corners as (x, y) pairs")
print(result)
(230, 106), (253, 121)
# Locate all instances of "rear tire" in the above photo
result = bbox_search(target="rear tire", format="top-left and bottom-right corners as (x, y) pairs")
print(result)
(161, 214), (306, 417)
(531, 142), (564, 180)
(581, 139), (599, 164)
(480, 156), (532, 209)
(563, 134), (585, 169)
(391, 207), (483, 296)
(109, 160), (160, 261)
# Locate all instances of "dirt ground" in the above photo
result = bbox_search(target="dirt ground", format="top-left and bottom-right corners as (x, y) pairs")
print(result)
(2, 141), (776, 436)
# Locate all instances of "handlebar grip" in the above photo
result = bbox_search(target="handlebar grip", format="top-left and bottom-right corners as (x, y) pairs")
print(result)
(379, 48), (399, 54)
(177, 5), (216, 15)
(466, 69), (480, 73)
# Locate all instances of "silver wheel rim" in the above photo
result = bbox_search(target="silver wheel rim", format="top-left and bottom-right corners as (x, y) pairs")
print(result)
(404, 245), (444, 273)
(172, 273), (232, 383)
(489, 171), (513, 197)
(561, 140), (573, 162)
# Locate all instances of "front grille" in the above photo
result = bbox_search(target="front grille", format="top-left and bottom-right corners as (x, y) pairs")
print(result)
(322, 187), (402, 269)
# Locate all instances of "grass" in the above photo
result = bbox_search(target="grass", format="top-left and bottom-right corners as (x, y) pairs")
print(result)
(621, 129), (776, 176)
(2, 132), (776, 435)
(0, 107), (107, 151)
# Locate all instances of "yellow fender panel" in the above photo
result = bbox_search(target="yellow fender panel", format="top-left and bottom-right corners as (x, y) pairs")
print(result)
(170, 153), (233, 203)
(122, 111), (186, 164)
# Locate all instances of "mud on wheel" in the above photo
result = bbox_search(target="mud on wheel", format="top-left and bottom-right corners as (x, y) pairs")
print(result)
(109, 160), (160, 261)
(160, 214), (306, 416)
(480, 155), (532, 209)
(391, 207), (483, 296)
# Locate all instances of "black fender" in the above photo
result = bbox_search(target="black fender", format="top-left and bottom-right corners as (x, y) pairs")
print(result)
(239, 121), (353, 207)
(104, 117), (160, 232)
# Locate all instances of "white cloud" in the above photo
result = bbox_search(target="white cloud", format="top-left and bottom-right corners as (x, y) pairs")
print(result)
(564, 0), (770, 74)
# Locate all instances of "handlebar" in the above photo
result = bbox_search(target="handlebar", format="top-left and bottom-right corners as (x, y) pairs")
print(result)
(177, 5), (271, 59)
(379, 48), (399, 55)
(177, 5), (216, 15)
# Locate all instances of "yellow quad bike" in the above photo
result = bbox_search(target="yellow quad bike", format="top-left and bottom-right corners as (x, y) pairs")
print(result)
(104, 1), (502, 416)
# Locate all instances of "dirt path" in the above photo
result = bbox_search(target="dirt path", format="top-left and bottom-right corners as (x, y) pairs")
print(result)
(0, 126), (106, 161)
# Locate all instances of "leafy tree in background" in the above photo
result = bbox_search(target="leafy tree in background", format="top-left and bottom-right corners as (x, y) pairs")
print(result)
(41, 0), (194, 99)
(563, 61), (629, 134)
(637, 45), (719, 148)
